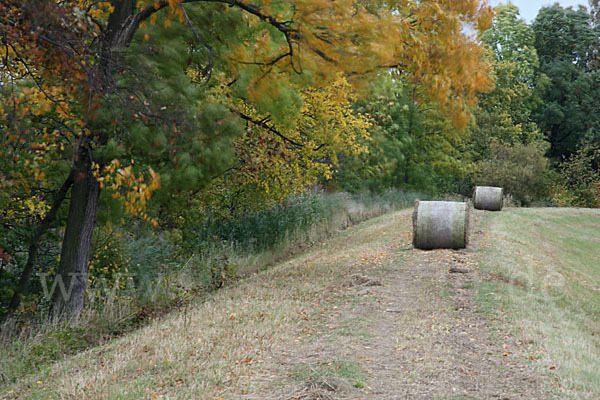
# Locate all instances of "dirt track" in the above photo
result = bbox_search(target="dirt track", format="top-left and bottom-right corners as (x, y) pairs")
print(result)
(250, 209), (548, 399)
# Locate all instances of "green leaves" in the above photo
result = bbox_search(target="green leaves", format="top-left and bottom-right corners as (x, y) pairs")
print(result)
(532, 4), (600, 159)
(481, 3), (539, 85)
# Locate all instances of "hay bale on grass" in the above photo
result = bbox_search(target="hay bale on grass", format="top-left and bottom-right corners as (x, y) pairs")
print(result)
(412, 200), (469, 250)
(473, 186), (503, 211)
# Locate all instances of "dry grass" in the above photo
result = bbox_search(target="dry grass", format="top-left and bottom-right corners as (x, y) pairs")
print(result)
(475, 207), (600, 399)
(5, 206), (597, 400)
(0, 191), (416, 389)
(0, 211), (407, 400)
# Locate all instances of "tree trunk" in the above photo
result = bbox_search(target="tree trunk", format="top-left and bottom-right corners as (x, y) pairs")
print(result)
(404, 155), (410, 184)
(47, 0), (136, 322)
(50, 145), (101, 322)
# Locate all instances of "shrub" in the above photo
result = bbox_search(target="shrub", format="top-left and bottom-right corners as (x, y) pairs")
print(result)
(472, 139), (554, 205)
(552, 142), (600, 208)
(182, 189), (425, 256)
(86, 226), (132, 306)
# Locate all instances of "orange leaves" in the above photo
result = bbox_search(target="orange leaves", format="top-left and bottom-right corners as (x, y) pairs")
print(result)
(382, 0), (494, 130)
(476, 4), (494, 32)
(87, 2), (115, 20)
(136, 0), (185, 25)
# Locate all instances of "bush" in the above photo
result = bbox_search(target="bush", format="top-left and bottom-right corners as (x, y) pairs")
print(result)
(472, 139), (554, 205)
(552, 142), (600, 208)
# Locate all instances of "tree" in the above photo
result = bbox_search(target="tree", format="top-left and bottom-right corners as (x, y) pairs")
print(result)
(532, 4), (600, 160)
(198, 74), (371, 215)
(472, 139), (553, 205)
(470, 3), (543, 159)
(342, 76), (472, 194)
(389, 0), (494, 129)
(590, 0), (600, 23)
(1, 0), (494, 320)
(553, 141), (600, 207)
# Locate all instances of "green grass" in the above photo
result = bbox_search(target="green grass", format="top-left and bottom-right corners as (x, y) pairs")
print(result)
(290, 359), (367, 389)
(475, 207), (600, 399)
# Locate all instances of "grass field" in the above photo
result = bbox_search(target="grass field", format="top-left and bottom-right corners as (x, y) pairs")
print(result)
(475, 207), (600, 399)
(1, 207), (599, 399)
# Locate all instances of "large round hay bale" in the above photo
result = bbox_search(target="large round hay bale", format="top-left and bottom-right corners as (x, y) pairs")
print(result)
(473, 186), (503, 211)
(412, 200), (469, 250)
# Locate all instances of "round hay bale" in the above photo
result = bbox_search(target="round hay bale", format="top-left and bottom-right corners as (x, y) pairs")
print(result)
(473, 186), (503, 211)
(412, 200), (469, 250)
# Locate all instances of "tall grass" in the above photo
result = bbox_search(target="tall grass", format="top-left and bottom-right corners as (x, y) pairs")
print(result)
(189, 190), (424, 255)
(185, 190), (427, 286)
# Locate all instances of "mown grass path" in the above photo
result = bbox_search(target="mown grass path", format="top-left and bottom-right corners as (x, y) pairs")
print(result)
(474, 208), (600, 399)
(248, 209), (546, 399)
(6, 208), (599, 399)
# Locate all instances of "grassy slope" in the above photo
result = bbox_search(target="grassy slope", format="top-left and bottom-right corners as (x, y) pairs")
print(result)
(1, 211), (407, 399)
(2, 207), (599, 399)
(475, 207), (600, 399)
(0, 191), (420, 387)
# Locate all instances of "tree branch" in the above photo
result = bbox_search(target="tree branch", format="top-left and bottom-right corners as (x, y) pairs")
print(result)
(116, 0), (298, 48)
(6, 169), (76, 318)
(233, 109), (304, 148)
(180, 5), (213, 84)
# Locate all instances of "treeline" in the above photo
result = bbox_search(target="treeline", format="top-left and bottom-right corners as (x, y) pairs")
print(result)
(339, 3), (600, 207)
(0, 0), (599, 331)
(467, 3), (600, 207)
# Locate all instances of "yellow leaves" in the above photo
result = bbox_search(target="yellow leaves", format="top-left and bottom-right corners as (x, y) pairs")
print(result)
(87, 2), (114, 19)
(205, 73), (369, 211)
(3, 196), (51, 220)
(25, 87), (53, 116)
(97, 160), (161, 220)
(11, 84), (78, 129)
(299, 75), (371, 158)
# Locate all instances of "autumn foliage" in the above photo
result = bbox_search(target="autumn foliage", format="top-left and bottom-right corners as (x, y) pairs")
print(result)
(1, 0), (494, 320)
